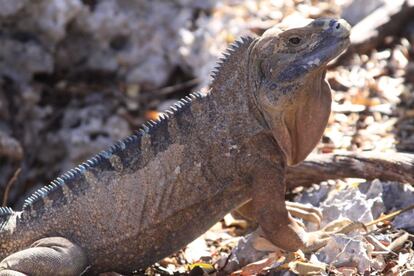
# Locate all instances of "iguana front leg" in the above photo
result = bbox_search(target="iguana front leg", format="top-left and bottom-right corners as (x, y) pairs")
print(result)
(0, 237), (88, 276)
(247, 133), (328, 252)
(251, 158), (303, 251)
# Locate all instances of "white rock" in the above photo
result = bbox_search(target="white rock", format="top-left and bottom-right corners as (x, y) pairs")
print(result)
(317, 233), (373, 273)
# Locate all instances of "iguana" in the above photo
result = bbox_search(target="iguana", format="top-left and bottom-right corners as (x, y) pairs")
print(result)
(0, 18), (350, 275)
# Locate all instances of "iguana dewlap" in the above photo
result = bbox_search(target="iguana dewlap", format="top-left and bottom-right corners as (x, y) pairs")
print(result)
(0, 18), (350, 275)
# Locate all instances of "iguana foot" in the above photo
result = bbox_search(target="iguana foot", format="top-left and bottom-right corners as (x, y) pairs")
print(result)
(298, 229), (331, 252)
(290, 218), (364, 253)
(0, 237), (88, 276)
(286, 201), (322, 227)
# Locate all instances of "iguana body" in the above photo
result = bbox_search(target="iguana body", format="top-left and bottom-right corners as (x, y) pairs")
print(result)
(0, 18), (350, 275)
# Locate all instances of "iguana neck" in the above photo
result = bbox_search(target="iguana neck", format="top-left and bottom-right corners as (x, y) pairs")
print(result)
(209, 37), (256, 110)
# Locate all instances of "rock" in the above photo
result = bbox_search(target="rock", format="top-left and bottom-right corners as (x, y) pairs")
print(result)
(53, 93), (130, 171)
(0, 0), (27, 17)
(0, 0), (215, 87)
(349, 0), (414, 54)
(341, 0), (385, 26)
(380, 182), (414, 232)
(221, 231), (269, 274)
(0, 38), (54, 82)
(317, 233), (373, 273)
(297, 179), (414, 231)
(305, 180), (386, 228)
(293, 183), (331, 207)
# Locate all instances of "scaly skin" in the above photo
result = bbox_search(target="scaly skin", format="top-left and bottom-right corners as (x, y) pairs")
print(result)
(0, 18), (350, 275)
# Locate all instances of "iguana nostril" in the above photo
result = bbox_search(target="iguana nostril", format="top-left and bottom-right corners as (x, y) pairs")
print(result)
(333, 19), (351, 37)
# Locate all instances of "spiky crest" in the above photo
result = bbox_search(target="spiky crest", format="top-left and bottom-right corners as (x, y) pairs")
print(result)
(210, 36), (254, 88)
(22, 91), (205, 212)
(0, 207), (13, 229)
(0, 207), (13, 216)
(22, 35), (255, 214)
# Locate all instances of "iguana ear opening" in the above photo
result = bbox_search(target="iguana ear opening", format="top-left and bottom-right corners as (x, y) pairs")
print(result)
(278, 78), (331, 166)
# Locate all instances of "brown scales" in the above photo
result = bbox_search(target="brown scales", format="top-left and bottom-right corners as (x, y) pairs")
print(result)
(210, 36), (254, 82)
(21, 92), (207, 215)
(0, 18), (352, 275)
(21, 35), (255, 216)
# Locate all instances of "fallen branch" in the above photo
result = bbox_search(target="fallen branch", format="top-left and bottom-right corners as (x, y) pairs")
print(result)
(0, 132), (23, 161)
(286, 152), (414, 189)
(2, 168), (21, 207)
(365, 203), (414, 228)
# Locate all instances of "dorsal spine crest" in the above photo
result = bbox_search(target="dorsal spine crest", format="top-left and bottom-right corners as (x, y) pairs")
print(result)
(21, 91), (204, 213)
(0, 207), (13, 216)
(210, 36), (254, 83)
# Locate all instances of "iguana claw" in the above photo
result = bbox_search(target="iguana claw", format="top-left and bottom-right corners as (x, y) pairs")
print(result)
(286, 201), (323, 227)
(294, 218), (366, 253)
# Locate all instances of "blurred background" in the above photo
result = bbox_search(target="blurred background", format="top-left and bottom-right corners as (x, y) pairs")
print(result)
(0, 0), (414, 210)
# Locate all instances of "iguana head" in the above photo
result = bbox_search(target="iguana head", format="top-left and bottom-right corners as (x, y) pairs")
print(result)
(249, 18), (350, 165)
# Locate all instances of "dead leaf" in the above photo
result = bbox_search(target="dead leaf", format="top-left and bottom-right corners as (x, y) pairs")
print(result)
(289, 261), (327, 275)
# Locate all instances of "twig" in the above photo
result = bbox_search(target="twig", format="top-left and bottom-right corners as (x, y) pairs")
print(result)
(2, 168), (21, 207)
(143, 78), (199, 99)
(387, 232), (409, 252)
(329, 204), (414, 244)
(286, 152), (414, 189)
(365, 204), (414, 227)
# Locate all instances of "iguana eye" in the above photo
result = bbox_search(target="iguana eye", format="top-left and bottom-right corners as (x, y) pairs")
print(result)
(288, 37), (301, 45)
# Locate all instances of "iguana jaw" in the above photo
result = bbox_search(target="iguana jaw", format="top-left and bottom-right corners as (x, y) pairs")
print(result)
(251, 18), (350, 166)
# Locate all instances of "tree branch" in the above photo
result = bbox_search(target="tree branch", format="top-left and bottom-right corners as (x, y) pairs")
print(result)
(286, 152), (414, 189)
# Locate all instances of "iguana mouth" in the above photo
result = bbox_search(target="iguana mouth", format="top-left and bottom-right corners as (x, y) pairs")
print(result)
(291, 35), (350, 76)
